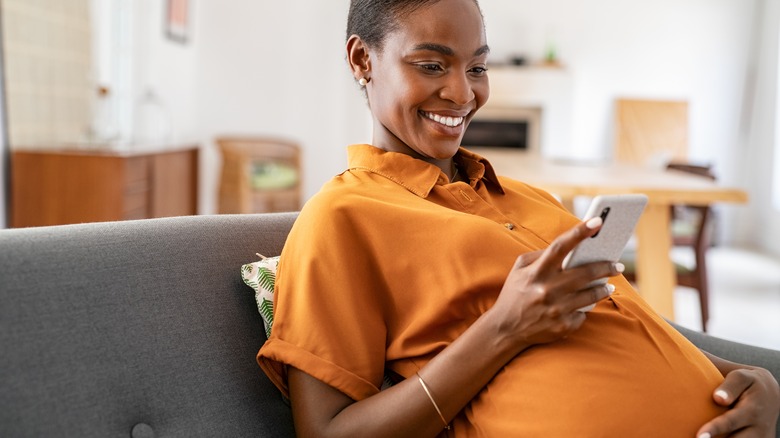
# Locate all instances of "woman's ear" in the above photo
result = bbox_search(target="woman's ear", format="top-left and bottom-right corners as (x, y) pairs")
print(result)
(346, 35), (371, 84)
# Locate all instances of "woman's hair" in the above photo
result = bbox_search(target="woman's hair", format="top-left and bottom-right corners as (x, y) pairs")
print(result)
(346, 0), (482, 51)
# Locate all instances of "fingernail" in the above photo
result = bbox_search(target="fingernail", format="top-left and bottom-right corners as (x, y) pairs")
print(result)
(698, 433), (711, 438)
(585, 217), (602, 229)
(606, 284), (616, 295)
(614, 262), (625, 273)
(715, 389), (729, 401)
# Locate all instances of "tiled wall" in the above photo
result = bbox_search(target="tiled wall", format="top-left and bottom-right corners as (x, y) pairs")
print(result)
(1, 0), (92, 148)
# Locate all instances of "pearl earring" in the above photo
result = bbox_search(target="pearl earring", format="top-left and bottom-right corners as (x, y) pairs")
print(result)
(358, 77), (368, 86)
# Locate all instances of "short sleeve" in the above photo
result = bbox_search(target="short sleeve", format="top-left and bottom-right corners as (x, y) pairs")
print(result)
(257, 196), (388, 401)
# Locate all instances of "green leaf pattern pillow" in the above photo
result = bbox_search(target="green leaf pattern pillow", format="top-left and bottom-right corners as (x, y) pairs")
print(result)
(241, 254), (279, 339)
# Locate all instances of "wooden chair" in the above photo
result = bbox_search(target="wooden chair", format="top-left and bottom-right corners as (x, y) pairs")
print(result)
(217, 137), (302, 214)
(614, 98), (688, 167)
(614, 99), (714, 331)
(621, 163), (716, 331)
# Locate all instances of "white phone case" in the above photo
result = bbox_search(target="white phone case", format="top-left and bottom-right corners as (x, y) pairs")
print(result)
(562, 194), (648, 311)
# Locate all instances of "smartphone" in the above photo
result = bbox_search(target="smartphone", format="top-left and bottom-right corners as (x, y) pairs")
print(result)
(562, 194), (648, 311)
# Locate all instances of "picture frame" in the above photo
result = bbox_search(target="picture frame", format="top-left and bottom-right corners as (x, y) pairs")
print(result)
(165, 0), (190, 44)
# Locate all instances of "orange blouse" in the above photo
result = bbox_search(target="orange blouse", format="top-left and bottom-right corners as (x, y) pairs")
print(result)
(258, 144), (726, 436)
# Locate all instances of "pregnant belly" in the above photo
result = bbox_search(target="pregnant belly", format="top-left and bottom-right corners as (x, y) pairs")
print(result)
(453, 294), (726, 437)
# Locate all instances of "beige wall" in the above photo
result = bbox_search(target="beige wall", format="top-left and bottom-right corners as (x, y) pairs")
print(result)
(2, 0), (92, 147)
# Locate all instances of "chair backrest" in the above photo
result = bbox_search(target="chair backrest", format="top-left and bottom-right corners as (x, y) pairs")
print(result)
(217, 137), (302, 214)
(666, 162), (717, 249)
(614, 99), (689, 167)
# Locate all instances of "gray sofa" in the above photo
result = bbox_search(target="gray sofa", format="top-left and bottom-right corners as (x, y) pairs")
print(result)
(1, 213), (778, 437)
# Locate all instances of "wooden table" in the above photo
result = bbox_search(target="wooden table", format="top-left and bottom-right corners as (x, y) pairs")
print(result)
(479, 149), (749, 320)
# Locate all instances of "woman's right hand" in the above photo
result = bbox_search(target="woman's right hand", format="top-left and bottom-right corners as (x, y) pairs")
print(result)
(488, 216), (624, 351)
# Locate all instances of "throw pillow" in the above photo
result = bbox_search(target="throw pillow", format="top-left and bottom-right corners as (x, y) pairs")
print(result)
(240, 254), (279, 339)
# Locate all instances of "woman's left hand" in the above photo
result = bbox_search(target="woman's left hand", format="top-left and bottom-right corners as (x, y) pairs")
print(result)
(696, 367), (780, 437)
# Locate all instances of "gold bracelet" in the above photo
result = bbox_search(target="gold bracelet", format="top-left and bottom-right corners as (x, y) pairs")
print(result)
(416, 372), (451, 430)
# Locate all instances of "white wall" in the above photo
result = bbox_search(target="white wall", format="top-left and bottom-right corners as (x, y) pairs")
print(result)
(480, 0), (757, 246)
(134, 0), (759, 228)
(481, 0), (755, 167)
(132, 0), (199, 144)
(734, 0), (780, 256)
(189, 0), (369, 214)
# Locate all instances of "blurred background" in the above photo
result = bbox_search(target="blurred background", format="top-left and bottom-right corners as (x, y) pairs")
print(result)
(0, 0), (778, 346)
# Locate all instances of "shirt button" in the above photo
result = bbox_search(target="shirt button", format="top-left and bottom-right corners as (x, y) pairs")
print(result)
(504, 223), (515, 230)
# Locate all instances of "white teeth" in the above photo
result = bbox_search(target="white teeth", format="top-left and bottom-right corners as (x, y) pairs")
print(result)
(423, 112), (464, 127)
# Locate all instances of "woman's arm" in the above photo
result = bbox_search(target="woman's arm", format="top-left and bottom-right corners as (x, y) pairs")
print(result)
(289, 218), (622, 438)
(696, 351), (780, 438)
(289, 308), (524, 438)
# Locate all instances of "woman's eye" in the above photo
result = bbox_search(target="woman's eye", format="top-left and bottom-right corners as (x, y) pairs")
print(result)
(420, 64), (443, 72)
(469, 66), (488, 75)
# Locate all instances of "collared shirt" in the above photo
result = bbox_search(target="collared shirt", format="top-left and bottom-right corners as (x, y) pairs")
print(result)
(258, 144), (725, 437)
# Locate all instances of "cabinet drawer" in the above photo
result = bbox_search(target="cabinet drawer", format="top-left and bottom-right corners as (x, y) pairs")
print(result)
(125, 157), (149, 185)
(123, 191), (149, 219)
(11, 146), (198, 226)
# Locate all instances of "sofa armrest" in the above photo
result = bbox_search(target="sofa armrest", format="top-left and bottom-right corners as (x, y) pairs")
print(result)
(672, 322), (780, 438)
(672, 322), (780, 379)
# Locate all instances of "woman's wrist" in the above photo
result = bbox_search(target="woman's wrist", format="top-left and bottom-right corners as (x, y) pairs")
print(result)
(474, 307), (533, 361)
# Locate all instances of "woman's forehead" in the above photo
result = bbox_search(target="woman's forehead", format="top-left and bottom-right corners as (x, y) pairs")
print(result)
(385, 0), (486, 53)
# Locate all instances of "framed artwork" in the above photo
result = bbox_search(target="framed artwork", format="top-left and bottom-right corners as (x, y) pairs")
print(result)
(165, 0), (190, 44)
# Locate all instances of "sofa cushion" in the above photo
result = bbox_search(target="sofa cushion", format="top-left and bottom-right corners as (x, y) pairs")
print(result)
(0, 214), (298, 438)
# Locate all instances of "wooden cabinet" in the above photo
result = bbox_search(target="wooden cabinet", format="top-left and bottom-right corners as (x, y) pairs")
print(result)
(11, 146), (199, 227)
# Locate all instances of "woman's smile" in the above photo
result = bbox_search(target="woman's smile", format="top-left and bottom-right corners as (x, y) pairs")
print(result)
(420, 111), (466, 128)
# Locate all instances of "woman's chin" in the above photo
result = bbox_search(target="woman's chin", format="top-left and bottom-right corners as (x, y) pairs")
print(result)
(417, 140), (461, 160)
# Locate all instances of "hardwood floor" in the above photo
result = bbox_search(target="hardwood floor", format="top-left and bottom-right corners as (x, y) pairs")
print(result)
(672, 246), (780, 350)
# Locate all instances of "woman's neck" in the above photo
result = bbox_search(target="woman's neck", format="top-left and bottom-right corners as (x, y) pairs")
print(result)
(371, 133), (458, 181)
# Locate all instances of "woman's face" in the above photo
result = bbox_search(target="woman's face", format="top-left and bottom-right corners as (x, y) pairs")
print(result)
(365, 0), (490, 162)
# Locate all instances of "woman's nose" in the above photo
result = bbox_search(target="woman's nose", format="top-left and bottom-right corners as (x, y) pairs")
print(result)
(440, 72), (475, 105)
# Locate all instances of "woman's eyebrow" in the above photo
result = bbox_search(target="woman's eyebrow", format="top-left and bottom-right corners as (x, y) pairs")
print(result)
(412, 43), (491, 57)
(413, 43), (454, 56)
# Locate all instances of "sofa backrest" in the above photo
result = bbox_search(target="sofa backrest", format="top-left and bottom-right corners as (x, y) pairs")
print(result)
(0, 213), (298, 437)
(4, 213), (780, 437)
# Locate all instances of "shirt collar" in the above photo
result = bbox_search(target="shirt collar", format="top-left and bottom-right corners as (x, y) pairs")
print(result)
(346, 144), (505, 198)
